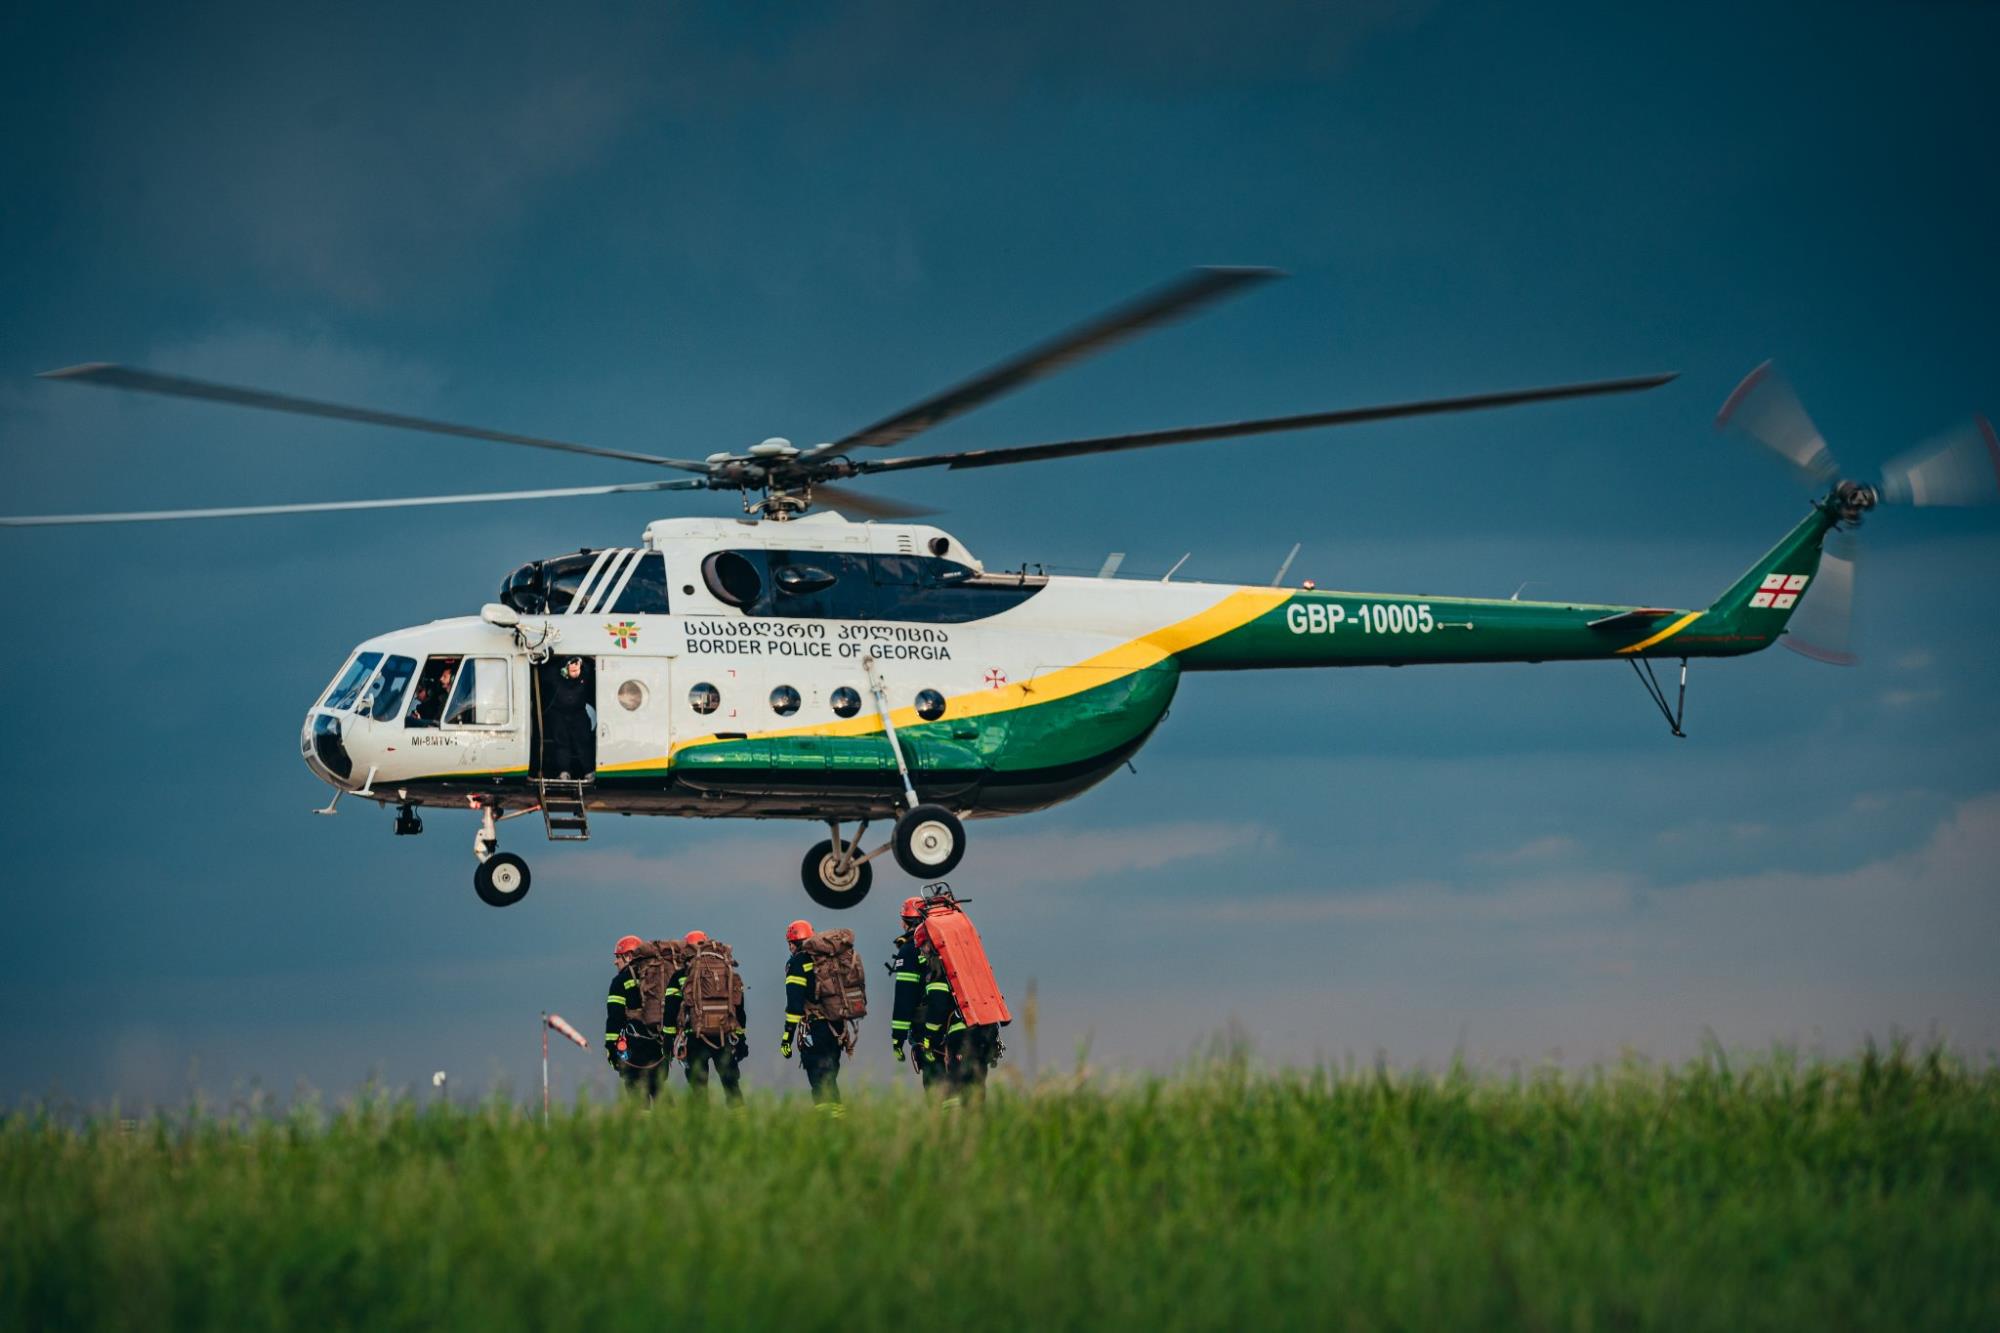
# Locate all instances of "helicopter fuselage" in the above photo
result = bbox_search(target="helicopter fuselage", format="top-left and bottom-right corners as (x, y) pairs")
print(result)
(301, 506), (1835, 825)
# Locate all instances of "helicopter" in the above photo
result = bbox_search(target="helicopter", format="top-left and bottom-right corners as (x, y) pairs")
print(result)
(8, 269), (1994, 910)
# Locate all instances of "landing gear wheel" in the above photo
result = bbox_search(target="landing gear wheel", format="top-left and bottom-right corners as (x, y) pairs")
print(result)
(474, 852), (532, 907)
(802, 839), (873, 910)
(893, 804), (965, 879)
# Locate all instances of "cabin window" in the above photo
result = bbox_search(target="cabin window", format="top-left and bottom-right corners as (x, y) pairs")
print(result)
(406, 656), (463, 728)
(689, 682), (721, 715)
(770, 684), (801, 717)
(321, 652), (382, 712)
(444, 657), (511, 727)
(607, 552), (670, 614)
(616, 680), (647, 711)
(830, 686), (862, 719)
(358, 655), (418, 721)
(914, 689), (946, 721)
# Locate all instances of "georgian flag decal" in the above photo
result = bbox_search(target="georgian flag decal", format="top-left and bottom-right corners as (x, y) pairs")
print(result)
(1750, 572), (1810, 609)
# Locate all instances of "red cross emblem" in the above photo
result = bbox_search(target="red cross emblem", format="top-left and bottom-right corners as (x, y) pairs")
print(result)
(984, 668), (1008, 689)
(1749, 573), (1809, 610)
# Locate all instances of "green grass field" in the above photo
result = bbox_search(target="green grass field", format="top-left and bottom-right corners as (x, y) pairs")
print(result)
(4, 1046), (1997, 1331)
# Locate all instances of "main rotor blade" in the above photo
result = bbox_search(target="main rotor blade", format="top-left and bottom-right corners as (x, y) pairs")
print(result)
(38, 363), (712, 473)
(1714, 361), (1841, 485)
(855, 372), (1678, 475)
(811, 483), (939, 520)
(0, 477), (709, 527)
(819, 266), (1282, 455)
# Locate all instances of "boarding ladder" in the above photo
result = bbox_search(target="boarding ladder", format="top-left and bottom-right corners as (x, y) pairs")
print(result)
(536, 778), (591, 842)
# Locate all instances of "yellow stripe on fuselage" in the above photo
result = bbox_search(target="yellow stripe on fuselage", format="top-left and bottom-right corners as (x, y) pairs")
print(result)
(595, 586), (1291, 772)
(1616, 611), (1702, 656)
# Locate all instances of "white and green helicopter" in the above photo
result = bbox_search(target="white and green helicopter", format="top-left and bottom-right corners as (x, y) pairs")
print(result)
(10, 270), (1993, 908)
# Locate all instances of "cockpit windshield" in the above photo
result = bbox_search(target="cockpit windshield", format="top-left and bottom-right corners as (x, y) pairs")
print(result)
(321, 652), (383, 711)
(358, 654), (418, 721)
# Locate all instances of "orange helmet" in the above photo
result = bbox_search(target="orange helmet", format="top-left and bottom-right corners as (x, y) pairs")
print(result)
(786, 919), (813, 943)
(900, 896), (925, 919)
(683, 930), (708, 946)
(613, 934), (643, 956)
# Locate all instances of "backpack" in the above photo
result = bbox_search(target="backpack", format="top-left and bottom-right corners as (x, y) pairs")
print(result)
(631, 940), (688, 1028)
(681, 941), (745, 1047)
(799, 929), (868, 1021)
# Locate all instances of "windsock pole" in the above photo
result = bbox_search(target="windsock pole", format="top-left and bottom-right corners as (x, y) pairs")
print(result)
(538, 1012), (589, 1125)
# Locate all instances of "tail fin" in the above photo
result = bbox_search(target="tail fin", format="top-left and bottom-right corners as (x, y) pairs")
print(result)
(1694, 506), (1843, 656)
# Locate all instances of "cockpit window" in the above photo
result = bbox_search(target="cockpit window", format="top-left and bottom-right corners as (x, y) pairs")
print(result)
(444, 656), (510, 727)
(608, 552), (670, 614)
(321, 652), (382, 711)
(358, 655), (418, 721)
(406, 655), (462, 728)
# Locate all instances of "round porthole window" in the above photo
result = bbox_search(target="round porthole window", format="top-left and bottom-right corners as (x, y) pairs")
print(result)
(689, 682), (720, 715)
(617, 680), (646, 711)
(770, 685), (802, 716)
(830, 686), (861, 719)
(914, 689), (946, 721)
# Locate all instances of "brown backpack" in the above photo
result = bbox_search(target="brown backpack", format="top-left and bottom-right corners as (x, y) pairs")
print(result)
(681, 941), (745, 1047)
(631, 940), (688, 1028)
(799, 929), (868, 1022)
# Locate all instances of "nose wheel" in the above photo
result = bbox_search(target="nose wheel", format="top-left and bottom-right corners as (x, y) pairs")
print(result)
(471, 803), (532, 907)
(474, 852), (532, 907)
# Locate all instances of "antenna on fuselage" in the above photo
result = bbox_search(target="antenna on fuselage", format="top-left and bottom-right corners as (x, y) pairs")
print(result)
(1162, 552), (1190, 582)
(1270, 542), (1301, 587)
(1096, 552), (1125, 579)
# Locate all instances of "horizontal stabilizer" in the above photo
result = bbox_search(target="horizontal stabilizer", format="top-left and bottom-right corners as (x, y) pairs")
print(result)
(1587, 608), (1677, 631)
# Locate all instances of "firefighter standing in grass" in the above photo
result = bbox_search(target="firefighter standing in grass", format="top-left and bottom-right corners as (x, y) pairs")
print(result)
(604, 933), (667, 1103)
(780, 918), (846, 1104)
(674, 930), (746, 1105)
(921, 959), (1002, 1103)
(889, 897), (945, 1090)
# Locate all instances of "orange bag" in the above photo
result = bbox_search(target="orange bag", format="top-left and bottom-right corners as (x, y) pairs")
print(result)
(914, 895), (1011, 1026)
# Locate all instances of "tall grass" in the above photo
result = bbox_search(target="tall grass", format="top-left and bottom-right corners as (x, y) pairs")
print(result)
(4, 1046), (1997, 1330)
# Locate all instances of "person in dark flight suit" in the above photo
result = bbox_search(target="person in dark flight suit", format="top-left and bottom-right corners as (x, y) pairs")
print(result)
(543, 656), (593, 778)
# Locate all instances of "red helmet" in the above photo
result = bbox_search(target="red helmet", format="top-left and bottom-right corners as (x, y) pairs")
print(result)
(613, 934), (643, 956)
(786, 919), (814, 943)
(683, 930), (708, 946)
(900, 896), (925, 920)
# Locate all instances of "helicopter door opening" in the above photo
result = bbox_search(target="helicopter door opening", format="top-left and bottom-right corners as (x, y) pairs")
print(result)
(597, 657), (672, 776)
(532, 655), (596, 780)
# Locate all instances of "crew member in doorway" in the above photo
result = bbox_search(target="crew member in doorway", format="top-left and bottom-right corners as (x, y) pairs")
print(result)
(542, 656), (593, 779)
(605, 933), (667, 1103)
(888, 898), (943, 1090)
(780, 919), (846, 1105)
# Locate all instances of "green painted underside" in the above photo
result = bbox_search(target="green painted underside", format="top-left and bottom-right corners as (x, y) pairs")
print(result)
(638, 662), (1181, 779)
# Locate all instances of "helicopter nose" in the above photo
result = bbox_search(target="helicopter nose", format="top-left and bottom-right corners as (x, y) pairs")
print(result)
(302, 711), (352, 783)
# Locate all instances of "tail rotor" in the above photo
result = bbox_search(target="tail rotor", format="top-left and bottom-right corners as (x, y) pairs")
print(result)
(1716, 362), (1999, 666)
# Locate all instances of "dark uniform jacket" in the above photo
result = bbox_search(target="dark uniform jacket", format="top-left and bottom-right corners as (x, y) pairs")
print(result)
(605, 963), (666, 1066)
(889, 933), (929, 1050)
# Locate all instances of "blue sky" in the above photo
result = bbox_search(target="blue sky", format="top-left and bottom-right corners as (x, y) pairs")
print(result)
(2, 1), (1996, 1105)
